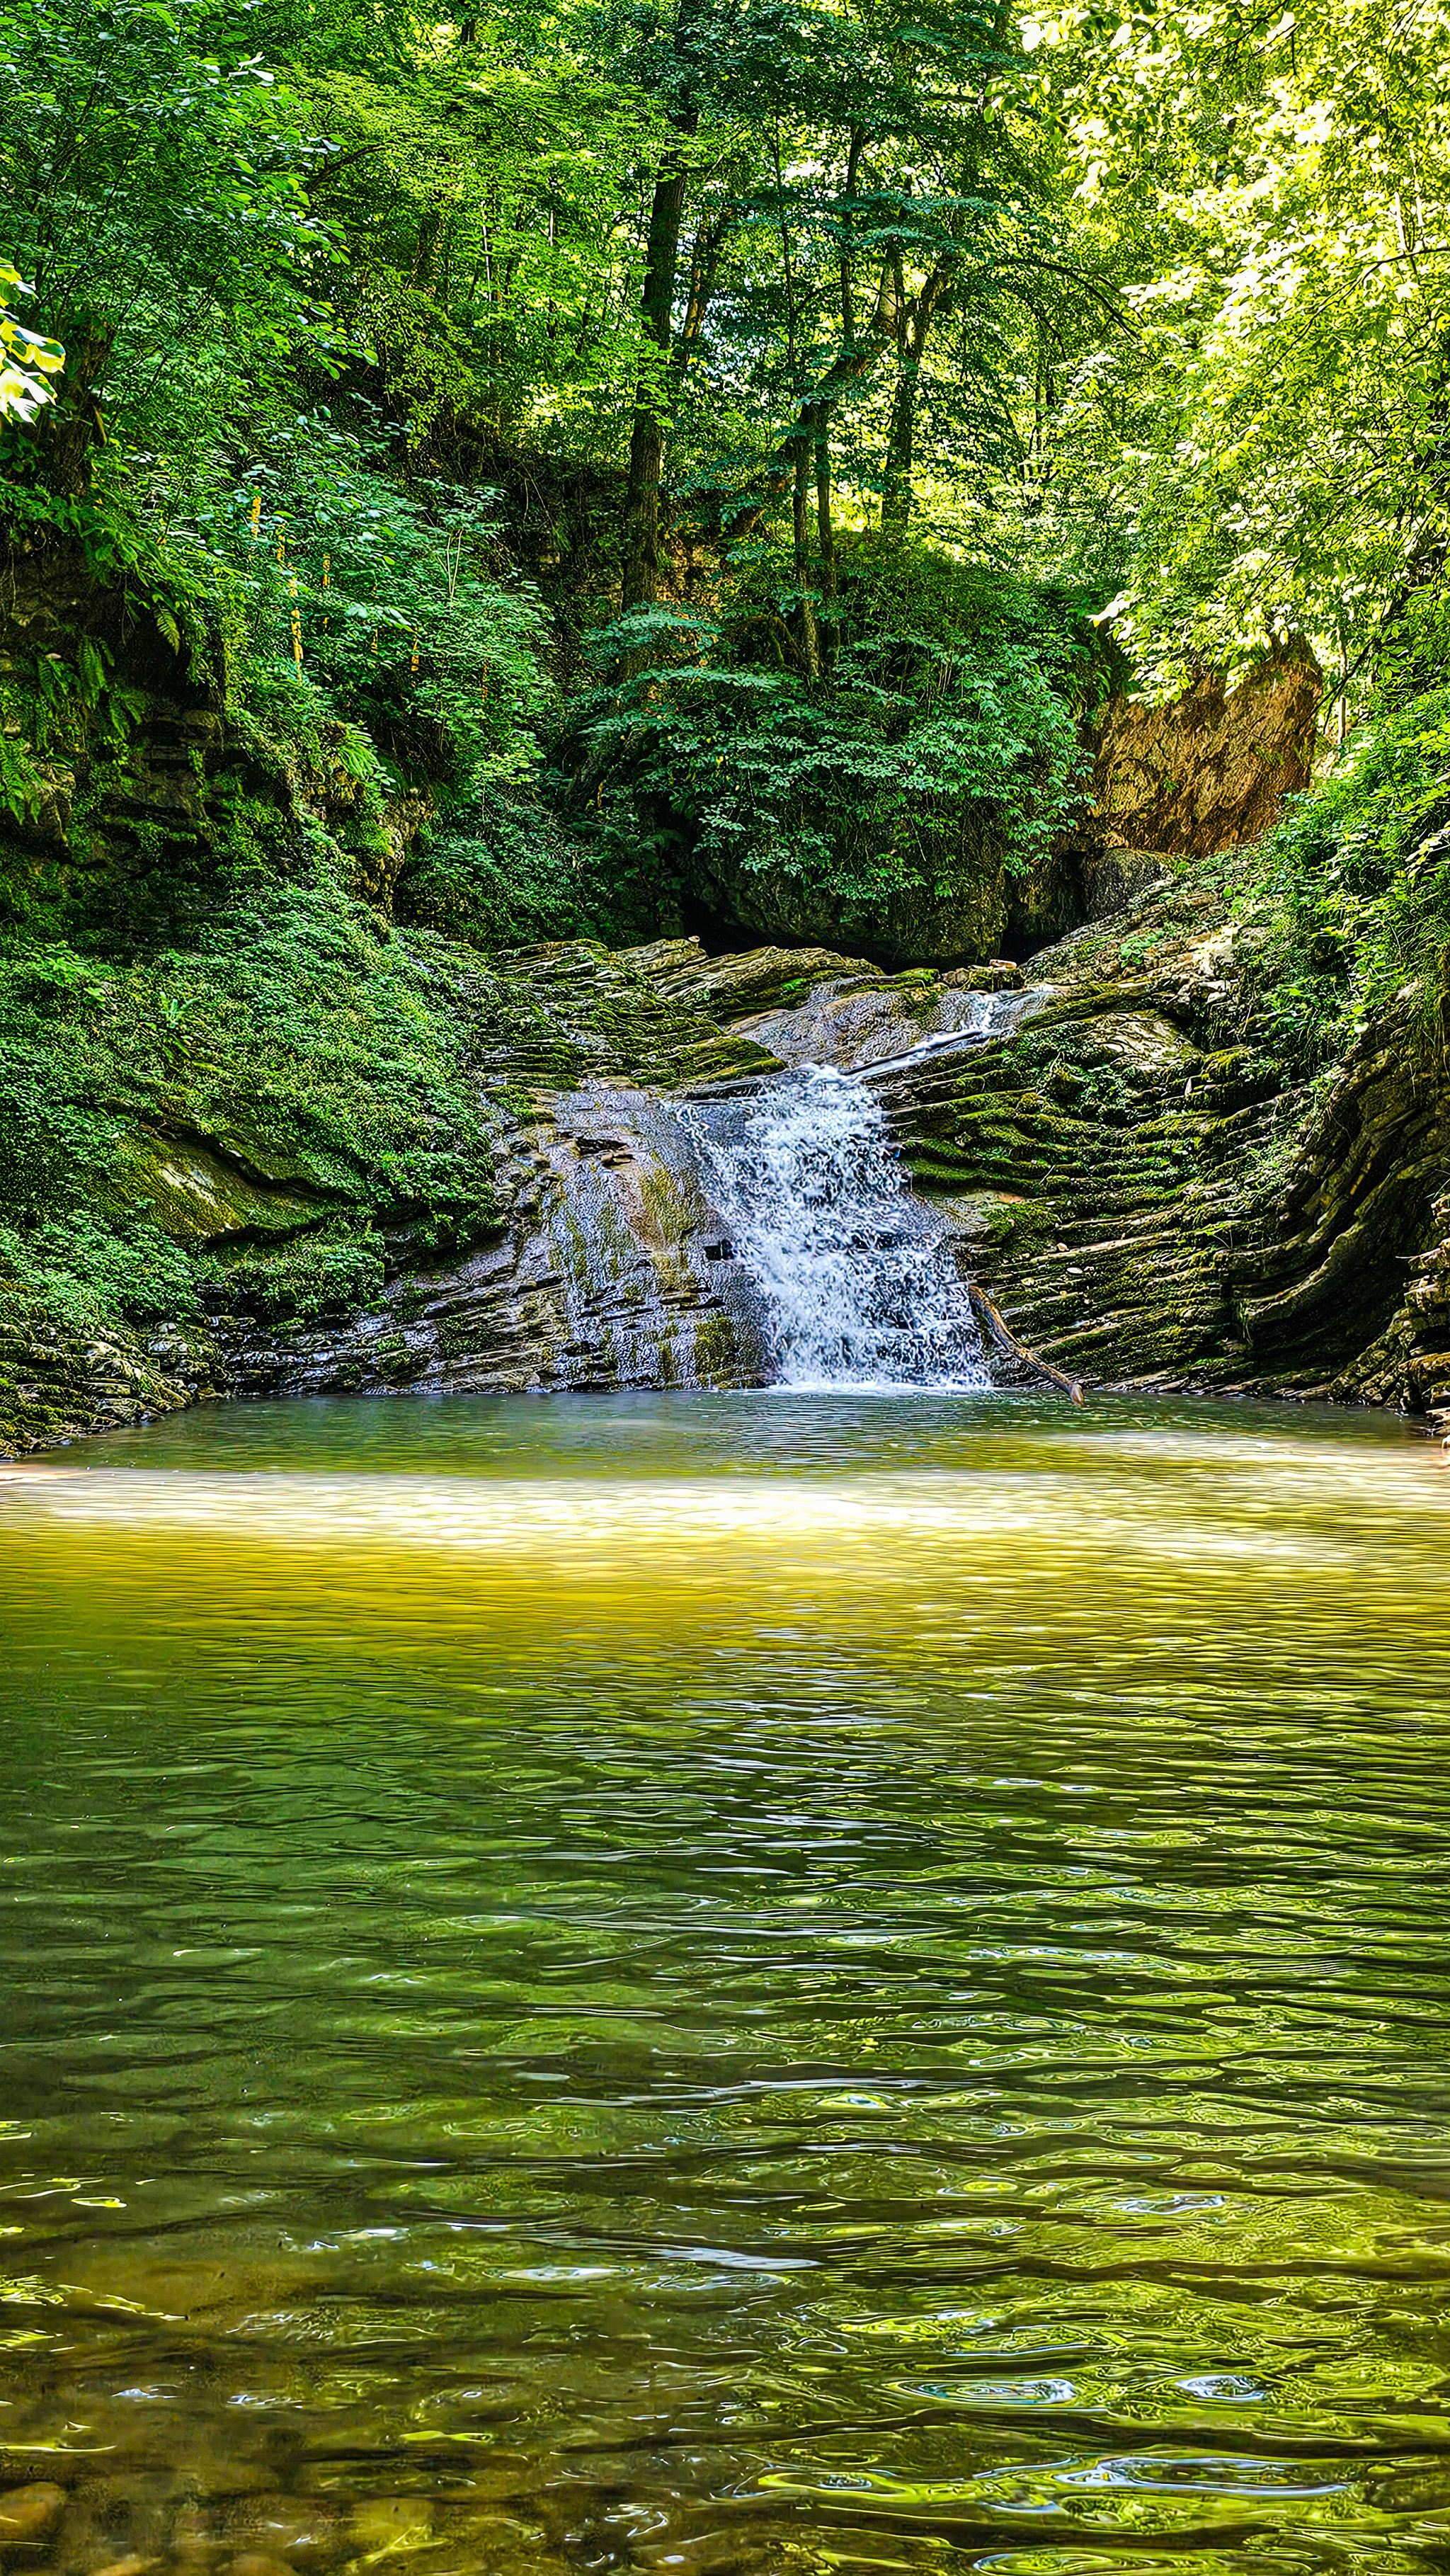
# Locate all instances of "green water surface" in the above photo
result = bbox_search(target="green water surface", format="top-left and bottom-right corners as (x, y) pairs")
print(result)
(2, 1391), (1449, 2576)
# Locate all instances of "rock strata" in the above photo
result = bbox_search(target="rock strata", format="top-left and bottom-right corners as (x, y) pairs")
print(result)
(854, 889), (1449, 1410)
(2, 894), (1446, 1447)
(0, 942), (782, 1450)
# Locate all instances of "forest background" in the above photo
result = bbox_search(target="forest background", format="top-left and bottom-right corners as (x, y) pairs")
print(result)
(1, 0), (1449, 1367)
(4, 0), (1448, 946)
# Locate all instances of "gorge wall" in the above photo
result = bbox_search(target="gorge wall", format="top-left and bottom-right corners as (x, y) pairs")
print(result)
(2, 586), (1446, 1454)
(4, 899), (1447, 1456)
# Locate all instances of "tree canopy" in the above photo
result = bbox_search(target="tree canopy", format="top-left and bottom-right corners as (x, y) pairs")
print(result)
(1, 0), (1446, 950)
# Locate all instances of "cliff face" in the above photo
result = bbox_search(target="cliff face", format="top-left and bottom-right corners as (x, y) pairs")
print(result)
(8, 883), (1445, 1458)
(875, 904), (1449, 1428)
(1084, 644), (1322, 865)
(0, 937), (786, 1454)
(1024, 643), (1325, 945)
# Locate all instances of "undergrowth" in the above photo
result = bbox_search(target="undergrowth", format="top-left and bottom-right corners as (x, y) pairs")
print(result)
(568, 549), (1101, 944)
(0, 877), (504, 1343)
(1235, 685), (1450, 1067)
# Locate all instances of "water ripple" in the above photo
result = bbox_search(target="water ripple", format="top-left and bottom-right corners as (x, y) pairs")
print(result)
(0, 1392), (1447, 2576)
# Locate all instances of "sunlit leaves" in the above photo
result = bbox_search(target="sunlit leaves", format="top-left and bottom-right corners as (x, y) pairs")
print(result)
(1017, 0), (1450, 692)
(0, 265), (64, 426)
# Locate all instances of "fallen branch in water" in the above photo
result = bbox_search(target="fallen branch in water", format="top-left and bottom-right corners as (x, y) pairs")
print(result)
(969, 1283), (1085, 1406)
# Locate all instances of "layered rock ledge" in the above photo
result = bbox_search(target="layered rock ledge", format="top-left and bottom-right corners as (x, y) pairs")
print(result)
(3, 884), (1446, 1453)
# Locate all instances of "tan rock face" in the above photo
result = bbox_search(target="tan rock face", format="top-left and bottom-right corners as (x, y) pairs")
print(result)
(1086, 644), (1322, 860)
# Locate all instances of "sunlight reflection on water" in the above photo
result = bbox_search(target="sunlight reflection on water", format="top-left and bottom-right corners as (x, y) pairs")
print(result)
(1, 1391), (1448, 2576)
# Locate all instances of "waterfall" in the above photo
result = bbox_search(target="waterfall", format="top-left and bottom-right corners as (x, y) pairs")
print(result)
(690, 1065), (988, 1391)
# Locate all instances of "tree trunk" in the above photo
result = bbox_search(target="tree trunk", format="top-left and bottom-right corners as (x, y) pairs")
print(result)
(814, 406), (837, 668)
(667, 176), (741, 409)
(620, 106), (699, 615)
(880, 365), (915, 542)
(880, 260), (952, 544)
(792, 428), (821, 679)
(717, 256), (901, 549)
(839, 125), (864, 345)
(38, 329), (111, 496)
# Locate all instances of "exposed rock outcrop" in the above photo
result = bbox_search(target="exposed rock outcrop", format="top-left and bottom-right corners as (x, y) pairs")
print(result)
(0, 942), (782, 1452)
(1044, 642), (1323, 942)
(208, 1076), (772, 1406)
(4, 896), (1447, 1447)
(676, 824), (1014, 971)
(623, 935), (1027, 1073)
(860, 890), (1449, 1410)
(620, 894), (1449, 1420)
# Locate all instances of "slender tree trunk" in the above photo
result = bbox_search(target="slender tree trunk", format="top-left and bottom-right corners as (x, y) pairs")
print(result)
(666, 179), (741, 408)
(880, 261), (952, 543)
(792, 428), (821, 679)
(814, 406), (837, 668)
(840, 125), (864, 345)
(721, 256), (900, 548)
(880, 371), (915, 542)
(620, 102), (699, 614)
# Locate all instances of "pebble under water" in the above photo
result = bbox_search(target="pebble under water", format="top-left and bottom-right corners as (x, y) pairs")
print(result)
(2, 1390), (1450, 2576)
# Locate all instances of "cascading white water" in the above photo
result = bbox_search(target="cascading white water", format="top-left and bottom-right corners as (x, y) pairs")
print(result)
(690, 1064), (989, 1391)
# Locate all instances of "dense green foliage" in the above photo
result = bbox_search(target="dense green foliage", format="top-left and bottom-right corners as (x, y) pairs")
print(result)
(1237, 690), (1450, 1067)
(0, 0), (1123, 949)
(1019, 0), (1450, 698)
(0, 877), (504, 1342)
(569, 552), (1100, 930)
(4, 0), (1447, 928)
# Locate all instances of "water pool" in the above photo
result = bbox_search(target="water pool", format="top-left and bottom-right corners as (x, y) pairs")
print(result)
(1, 1391), (1448, 2575)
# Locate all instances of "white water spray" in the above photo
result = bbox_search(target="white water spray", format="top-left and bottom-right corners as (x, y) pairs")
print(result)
(690, 1065), (988, 1391)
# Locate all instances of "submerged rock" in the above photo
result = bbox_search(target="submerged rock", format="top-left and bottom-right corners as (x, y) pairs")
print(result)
(0, 2485), (67, 2549)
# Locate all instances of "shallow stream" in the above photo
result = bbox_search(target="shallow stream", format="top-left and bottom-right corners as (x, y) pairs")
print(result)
(3, 1391), (1449, 2575)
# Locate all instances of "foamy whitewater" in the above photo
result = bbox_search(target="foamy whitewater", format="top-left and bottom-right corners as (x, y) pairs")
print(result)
(690, 1064), (988, 1391)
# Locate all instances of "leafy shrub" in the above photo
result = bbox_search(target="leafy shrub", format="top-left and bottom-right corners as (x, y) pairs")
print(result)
(1238, 685), (1450, 1065)
(566, 545), (1100, 935)
(394, 788), (593, 949)
(0, 877), (508, 1354)
(194, 423), (556, 804)
(196, 1223), (389, 1324)
(0, 1211), (200, 1334)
